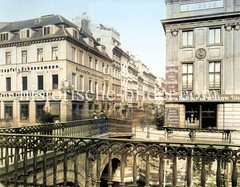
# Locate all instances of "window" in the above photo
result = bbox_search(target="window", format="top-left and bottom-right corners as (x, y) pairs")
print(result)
(72, 47), (76, 62)
(72, 74), (76, 89)
(22, 50), (27, 63)
(182, 30), (193, 47)
(102, 63), (105, 72)
(79, 51), (83, 64)
(0, 33), (9, 41)
(6, 77), (11, 91)
(22, 76), (28, 91)
(50, 102), (60, 121)
(6, 52), (11, 64)
(52, 47), (58, 60)
(52, 75), (58, 90)
(89, 57), (92, 68)
(5, 103), (13, 120)
(20, 103), (29, 121)
(79, 75), (84, 90)
(73, 29), (78, 38)
(182, 63), (193, 90)
(20, 29), (30, 38)
(89, 79), (92, 91)
(209, 28), (221, 45)
(36, 102), (45, 122)
(88, 103), (93, 110)
(43, 26), (51, 35)
(37, 48), (43, 61)
(95, 81), (98, 93)
(95, 59), (98, 70)
(38, 75), (43, 90)
(106, 65), (109, 74)
(209, 62), (221, 89)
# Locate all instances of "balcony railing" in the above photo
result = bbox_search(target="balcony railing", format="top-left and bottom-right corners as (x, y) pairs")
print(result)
(0, 118), (132, 137)
(0, 134), (239, 187)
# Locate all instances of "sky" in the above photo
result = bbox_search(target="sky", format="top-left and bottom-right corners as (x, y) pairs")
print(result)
(0, 0), (166, 78)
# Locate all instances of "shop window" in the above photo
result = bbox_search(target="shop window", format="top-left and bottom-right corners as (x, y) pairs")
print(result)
(36, 102), (45, 122)
(20, 103), (29, 121)
(50, 102), (60, 121)
(5, 103), (13, 120)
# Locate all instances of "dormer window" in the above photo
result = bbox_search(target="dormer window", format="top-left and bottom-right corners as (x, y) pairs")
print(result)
(73, 29), (78, 39)
(43, 25), (54, 35)
(20, 29), (31, 38)
(44, 27), (50, 35)
(0, 33), (9, 41)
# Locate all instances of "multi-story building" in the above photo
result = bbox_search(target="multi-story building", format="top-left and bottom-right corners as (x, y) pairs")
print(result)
(0, 14), (113, 126)
(73, 16), (123, 115)
(162, 0), (240, 129)
(73, 14), (164, 117)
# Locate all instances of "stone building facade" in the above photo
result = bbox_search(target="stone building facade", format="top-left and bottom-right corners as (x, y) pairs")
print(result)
(0, 15), (113, 126)
(162, 0), (240, 129)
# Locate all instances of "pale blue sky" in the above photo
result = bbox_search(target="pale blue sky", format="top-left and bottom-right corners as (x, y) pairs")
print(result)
(0, 0), (166, 78)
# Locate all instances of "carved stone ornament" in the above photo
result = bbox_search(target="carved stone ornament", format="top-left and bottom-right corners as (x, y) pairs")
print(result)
(196, 48), (207, 59)
(171, 29), (178, 37)
(235, 24), (240, 31)
(225, 24), (233, 32)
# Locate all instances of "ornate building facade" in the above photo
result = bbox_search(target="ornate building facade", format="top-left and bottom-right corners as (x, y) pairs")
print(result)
(0, 15), (113, 126)
(162, 0), (240, 129)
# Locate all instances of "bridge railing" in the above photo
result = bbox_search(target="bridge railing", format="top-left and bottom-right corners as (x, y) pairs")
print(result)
(0, 118), (132, 137)
(0, 134), (240, 187)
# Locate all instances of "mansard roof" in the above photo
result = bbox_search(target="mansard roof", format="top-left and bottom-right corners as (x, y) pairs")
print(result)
(0, 14), (78, 32)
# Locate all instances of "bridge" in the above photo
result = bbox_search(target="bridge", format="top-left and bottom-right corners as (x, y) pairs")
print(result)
(0, 119), (240, 187)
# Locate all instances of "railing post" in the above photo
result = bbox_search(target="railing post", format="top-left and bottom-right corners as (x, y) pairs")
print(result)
(120, 153), (125, 186)
(159, 156), (164, 187)
(172, 155), (177, 187)
(23, 146), (28, 186)
(132, 153), (137, 186)
(107, 152), (113, 187)
(201, 158), (206, 187)
(43, 139), (47, 187)
(5, 145), (9, 186)
(53, 146), (57, 186)
(13, 144), (19, 187)
(74, 150), (79, 187)
(96, 152), (101, 187)
(145, 154), (150, 187)
(187, 157), (192, 187)
(33, 145), (37, 187)
(63, 145), (68, 187)
(232, 159), (237, 187)
(216, 158), (221, 187)
(85, 151), (90, 187)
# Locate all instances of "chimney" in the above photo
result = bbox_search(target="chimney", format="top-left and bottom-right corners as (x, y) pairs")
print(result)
(81, 12), (92, 35)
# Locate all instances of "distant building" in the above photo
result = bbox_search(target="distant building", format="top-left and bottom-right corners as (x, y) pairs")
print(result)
(73, 15), (164, 116)
(0, 14), (112, 126)
(162, 0), (240, 129)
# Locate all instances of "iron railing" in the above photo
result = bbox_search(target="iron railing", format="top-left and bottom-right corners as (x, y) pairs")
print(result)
(0, 133), (239, 187)
(0, 118), (132, 137)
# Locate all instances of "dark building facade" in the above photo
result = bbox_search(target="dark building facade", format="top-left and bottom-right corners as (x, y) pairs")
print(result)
(162, 0), (240, 129)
